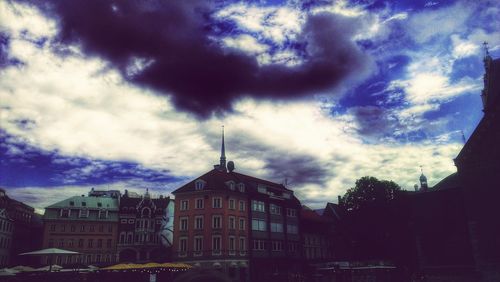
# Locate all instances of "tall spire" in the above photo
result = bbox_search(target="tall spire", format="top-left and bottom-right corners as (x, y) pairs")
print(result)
(220, 126), (226, 172)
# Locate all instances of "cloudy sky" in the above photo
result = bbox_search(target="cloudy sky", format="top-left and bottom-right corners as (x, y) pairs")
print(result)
(1, 0), (499, 213)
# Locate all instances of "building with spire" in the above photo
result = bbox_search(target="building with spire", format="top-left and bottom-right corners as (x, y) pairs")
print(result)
(419, 168), (428, 191)
(407, 48), (500, 281)
(172, 128), (303, 282)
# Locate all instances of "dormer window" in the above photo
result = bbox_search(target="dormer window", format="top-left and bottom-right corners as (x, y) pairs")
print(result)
(238, 183), (245, 192)
(60, 209), (70, 218)
(195, 180), (205, 190)
(69, 201), (75, 206)
(227, 181), (235, 191)
(97, 203), (102, 207)
(82, 202), (87, 207)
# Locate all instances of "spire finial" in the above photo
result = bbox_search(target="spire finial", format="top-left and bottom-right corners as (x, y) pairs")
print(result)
(461, 130), (466, 144)
(220, 125), (226, 171)
(483, 41), (490, 57)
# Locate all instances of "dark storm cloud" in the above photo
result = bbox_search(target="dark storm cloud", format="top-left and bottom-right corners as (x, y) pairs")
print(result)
(348, 106), (399, 139)
(202, 129), (331, 186)
(29, 0), (372, 117)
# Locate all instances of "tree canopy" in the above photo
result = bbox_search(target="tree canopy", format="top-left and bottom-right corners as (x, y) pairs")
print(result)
(341, 176), (401, 212)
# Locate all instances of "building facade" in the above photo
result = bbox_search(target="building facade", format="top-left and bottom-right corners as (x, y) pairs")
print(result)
(43, 193), (120, 266)
(172, 129), (303, 282)
(246, 173), (303, 282)
(0, 208), (13, 267)
(453, 50), (500, 281)
(117, 189), (173, 263)
(0, 188), (38, 266)
(173, 168), (250, 281)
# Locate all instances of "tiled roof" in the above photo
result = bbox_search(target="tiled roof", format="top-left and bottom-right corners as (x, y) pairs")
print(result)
(46, 195), (119, 210)
(173, 169), (291, 194)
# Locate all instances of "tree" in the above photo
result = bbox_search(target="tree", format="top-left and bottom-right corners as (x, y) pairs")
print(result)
(341, 176), (401, 212)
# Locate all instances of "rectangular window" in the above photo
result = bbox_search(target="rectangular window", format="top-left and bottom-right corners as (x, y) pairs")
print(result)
(194, 216), (204, 230)
(80, 225), (85, 232)
(251, 218), (266, 231)
(179, 217), (188, 231)
(79, 209), (89, 218)
(286, 208), (297, 217)
(88, 239), (93, 248)
(229, 199), (235, 210)
(195, 198), (204, 209)
(270, 204), (282, 215)
(239, 218), (245, 230)
(252, 200), (265, 212)
(272, 241), (283, 251)
(287, 224), (298, 234)
(78, 239), (84, 248)
(253, 240), (266, 250)
(239, 237), (246, 252)
(212, 197), (222, 208)
(194, 236), (203, 255)
(212, 215), (222, 229)
(71, 225), (76, 232)
(61, 209), (70, 218)
(212, 236), (221, 255)
(99, 225), (104, 232)
(59, 239), (64, 248)
(288, 242), (297, 252)
(50, 224), (56, 232)
(228, 216), (235, 230)
(90, 225), (95, 232)
(239, 200), (245, 211)
(180, 200), (189, 211)
(228, 236), (236, 255)
(97, 239), (103, 248)
(68, 239), (74, 247)
(107, 239), (112, 248)
(179, 237), (187, 256)
(271, 222), (283, 233)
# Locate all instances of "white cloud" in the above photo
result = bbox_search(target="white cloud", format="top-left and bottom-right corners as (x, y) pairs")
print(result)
(0, 1), (57, 38)
(407, 2), (473, 44)
(311, 0), (366, 18)
(222, 34), (269, 54)
(0, 0), (470, 211)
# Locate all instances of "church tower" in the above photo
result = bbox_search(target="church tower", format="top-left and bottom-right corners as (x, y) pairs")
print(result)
(419, 167), (428, 191)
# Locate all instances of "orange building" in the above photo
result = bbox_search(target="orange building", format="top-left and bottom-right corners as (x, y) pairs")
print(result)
(42, 192), (119, 265)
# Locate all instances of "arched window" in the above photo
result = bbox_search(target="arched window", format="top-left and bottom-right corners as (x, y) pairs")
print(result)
(142, 208), (151, 218)
(127, 233), (133, 244)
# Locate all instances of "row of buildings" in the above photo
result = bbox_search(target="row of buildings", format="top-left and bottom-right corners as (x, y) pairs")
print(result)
(2, 52), (499, 282)
(34, 136), (342, 282)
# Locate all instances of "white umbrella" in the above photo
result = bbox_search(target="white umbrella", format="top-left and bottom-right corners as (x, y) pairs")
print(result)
(10, 265), (35, 272)
(19, 248), (80, 272)
(36, 265), (63, 272)
(0, 268), (18, 276)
